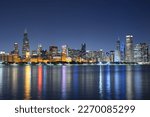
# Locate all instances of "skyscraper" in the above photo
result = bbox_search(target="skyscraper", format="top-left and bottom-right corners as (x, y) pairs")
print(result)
(134, 43), (149, 62)
(37, 44), (42, 57)
(61, 45), (68, 62)
(125, 35), (133, 62)
(114, 38), (121, 62)
(81, 43), (86, 58)
(134, 44), (142, 62)
(49, 46), (58, 57)
(22, 29), (30, 58)
(120, 42), (125, 62)
(12, 42), (19, 55)
(141, 43), (149, 62)
(116, 38), (120, 50)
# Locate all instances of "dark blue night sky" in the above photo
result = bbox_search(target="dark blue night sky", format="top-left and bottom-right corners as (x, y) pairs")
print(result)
(0, 0), (150, 52)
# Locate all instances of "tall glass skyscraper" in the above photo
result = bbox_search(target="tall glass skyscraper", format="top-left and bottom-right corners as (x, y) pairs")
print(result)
(22, 29), (30, 58)
(125, 35), (133, 62)
(114, 39), (121, 62)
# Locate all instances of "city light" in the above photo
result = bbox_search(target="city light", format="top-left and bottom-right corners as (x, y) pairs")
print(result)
(0, 30), (149, 65)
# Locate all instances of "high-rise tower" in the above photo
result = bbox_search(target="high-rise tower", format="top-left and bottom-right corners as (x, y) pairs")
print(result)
(81, 43), (86, 58)
(116, 38), (120, 51)
(13, 43), (19, 55)
(114, 38), (121, 62)
(22, 29), (30, 58)
(125, 35), (133, 62)
(61, 45), (68, 62)
(37, 44), (42, 57)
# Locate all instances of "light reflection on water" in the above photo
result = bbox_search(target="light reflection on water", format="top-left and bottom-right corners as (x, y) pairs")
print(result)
(12, 66), (18, 98)
(0, 64), (150, 100)
(24, 65), (31, 100)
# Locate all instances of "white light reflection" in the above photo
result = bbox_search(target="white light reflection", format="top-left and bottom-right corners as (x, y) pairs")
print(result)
(12, 66), (18, 98)
(62, 65), (67, 99)
(99, 65), (103, 98)
(126, 65), (133, 99)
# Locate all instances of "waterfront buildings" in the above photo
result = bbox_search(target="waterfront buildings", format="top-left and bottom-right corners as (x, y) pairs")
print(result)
(0, 31), (150, 64)
(125, 35), (134, 62)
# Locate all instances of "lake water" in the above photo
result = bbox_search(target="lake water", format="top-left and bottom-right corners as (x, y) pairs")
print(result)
(0, 64), (150, 100)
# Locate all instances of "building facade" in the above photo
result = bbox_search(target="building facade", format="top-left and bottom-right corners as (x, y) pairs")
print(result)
(22, 29), (30, 58)
(114, 39), (121, 62)
(125, 35), (133, 62)
(134, 43), (149, 62)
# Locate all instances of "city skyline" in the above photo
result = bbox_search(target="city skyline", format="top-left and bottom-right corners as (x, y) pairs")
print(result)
(0, 28), (150, 56)
(0, 29), (149, 64)
(0, 0), (150, 52)
(0, 29), (149, 53)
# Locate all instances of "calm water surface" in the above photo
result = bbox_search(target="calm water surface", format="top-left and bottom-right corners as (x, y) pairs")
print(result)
(0, 64), (150, 100)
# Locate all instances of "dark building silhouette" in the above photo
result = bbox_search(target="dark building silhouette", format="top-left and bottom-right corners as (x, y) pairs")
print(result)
(22, 29), (30, 58)
(81, 43), (86, 58)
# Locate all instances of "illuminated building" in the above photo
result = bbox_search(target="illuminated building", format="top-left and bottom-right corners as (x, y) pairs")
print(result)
(125, 35), (133, 62)
(0, 51), (5, 62)
(141, 43), (149, 62)
(81, 43), (86, 58)
(31, 50), (38, 58)
(110, 51), (114, 62)
(13, 43), (19, 55)
(120, 42), (125, 62)
(68, 48), (80, 61)
(49, 46), (58, 58)
(61, 45), (68, 62)
(105, 52), (110, 62)
(8, 54), (13, 63)
(22, 29), (30, 58)
(11, 43), (20, 63)
(114, 39), (121, 62)
(86, 50), (97, 62)
(97, 49), (104, 62)
(134, 43), (149, 62)
(134, 44), (142, 62)
(37, 44), (42, 57)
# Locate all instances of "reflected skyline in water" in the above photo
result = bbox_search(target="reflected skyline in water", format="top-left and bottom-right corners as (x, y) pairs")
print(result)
(0, 64), (150, 100)
(24, 65), (31, 100)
